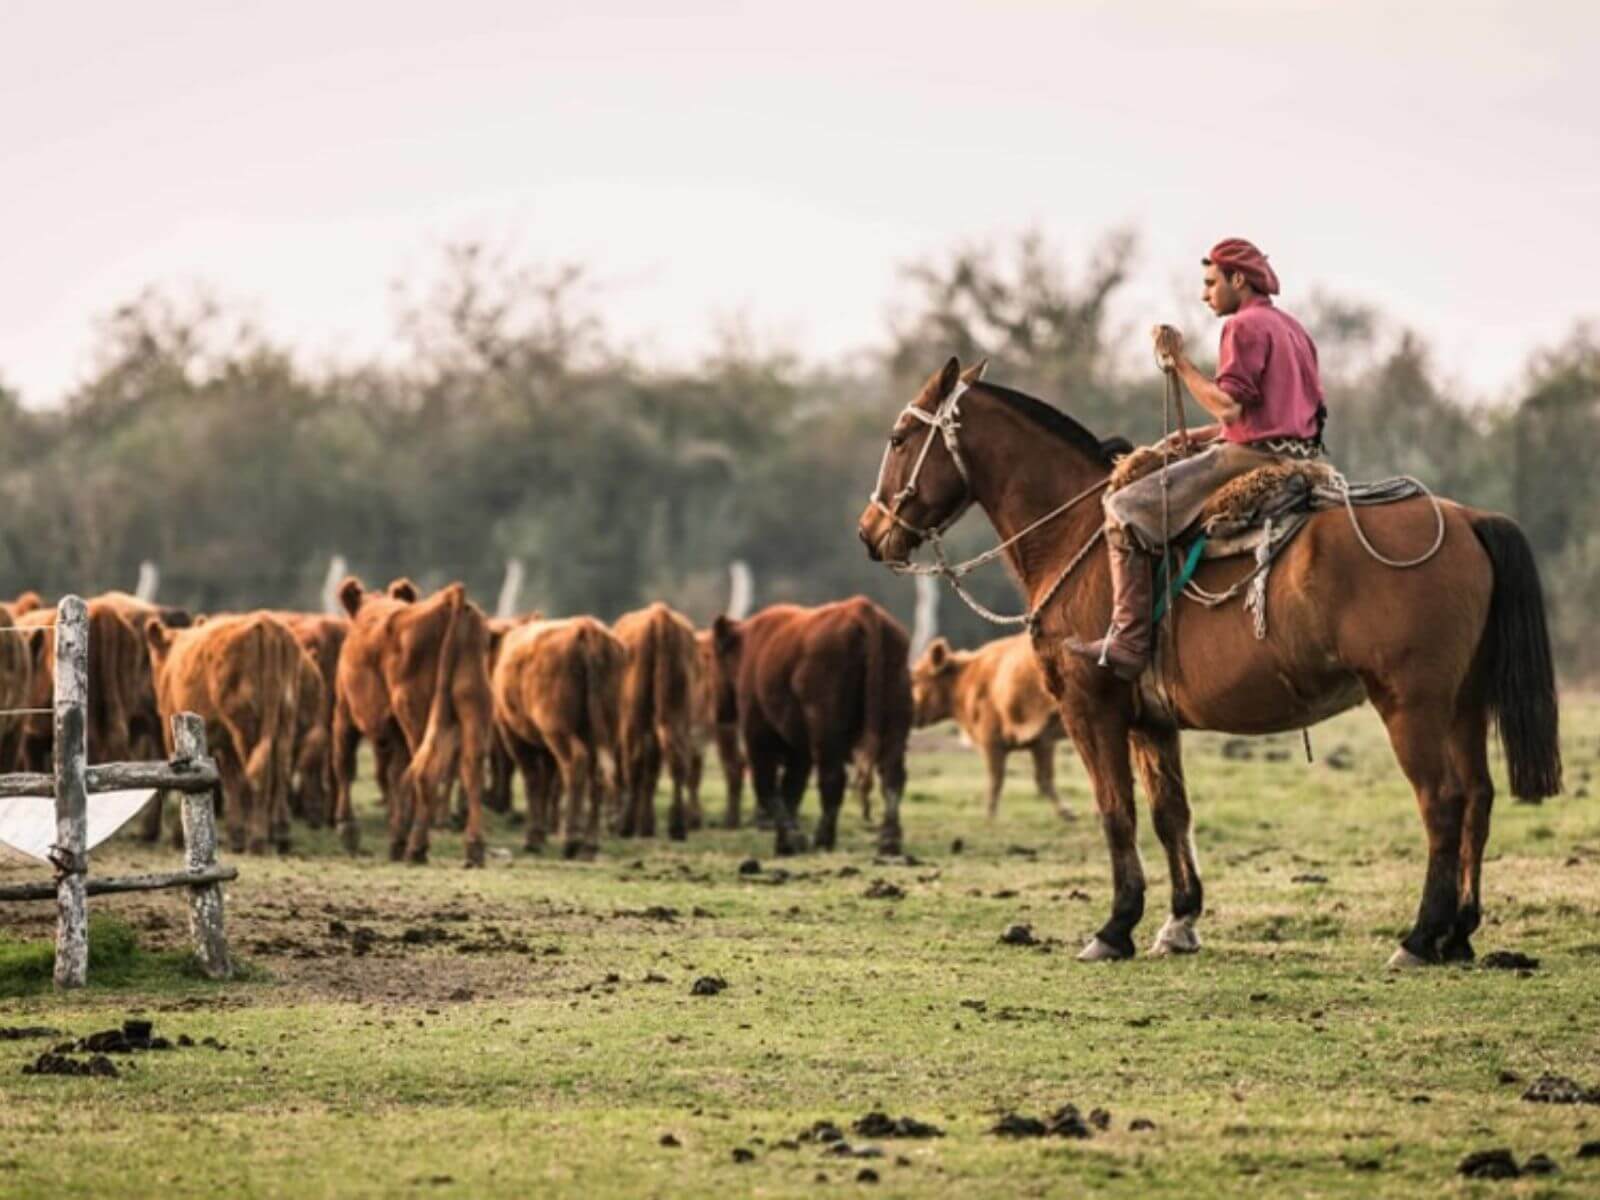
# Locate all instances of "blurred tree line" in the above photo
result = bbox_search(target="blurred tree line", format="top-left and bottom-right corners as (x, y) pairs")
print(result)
(2, 232), (1596, 672)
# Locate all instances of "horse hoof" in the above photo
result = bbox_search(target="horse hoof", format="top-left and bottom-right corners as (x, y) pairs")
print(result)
(339, 822), (362, 856)
(1387, 946), (1430, 969)
(1077, 936), (1133, 963)
(1149, 916), (1201, 957)
(463, 840), (486, 869)
(1054, 807), (1077, 823)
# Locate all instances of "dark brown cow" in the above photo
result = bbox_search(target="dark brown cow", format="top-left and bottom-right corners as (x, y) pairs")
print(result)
(912, 634), (1071, 821)
(613, 602), (699, 841)
(332, 577), (494, 866)
(689, 630), (746, 828)
(491, 617), (626, 859)
(275, 613), (348, 828)
(710, 597), (912, 856)
(146, 613), (301, 854)
(14, 600), (147, 773)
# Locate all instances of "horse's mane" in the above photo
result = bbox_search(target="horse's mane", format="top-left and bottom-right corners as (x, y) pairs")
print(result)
(973, 381), (1120, 465)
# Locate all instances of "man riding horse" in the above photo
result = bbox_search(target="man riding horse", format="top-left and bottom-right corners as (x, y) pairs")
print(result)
(1068, 238), (1326, 680)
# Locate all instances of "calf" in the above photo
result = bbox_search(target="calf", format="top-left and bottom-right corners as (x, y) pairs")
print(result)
(911, 635), (1071, 821)
(689, 630), (745, 829)
(333, 578), (494, 865)
(491, 617), (625, 859)
(274, 613), (349, 828)
(146, 613), (302, 854)
(613, 602), (699, 840)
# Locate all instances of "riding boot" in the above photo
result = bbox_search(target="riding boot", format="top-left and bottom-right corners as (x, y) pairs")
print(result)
(1066, 526), (1153, 682)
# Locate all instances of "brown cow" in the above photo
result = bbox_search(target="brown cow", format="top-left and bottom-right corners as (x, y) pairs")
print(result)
(274, 613), (348, 827)
(710, 597), (912, 856)
(332, 577), (494, 866)
(613, 602), (699, 840)
(146, 613), (301, 854)
(90, 592), (195, 841)
(466, 615), (524, 821)
(0, 604), (33, 771)
(14, 600), (147, 773)
(491, 617), (626, 859)
(911, 634), (1072, 822)
(689, 630), (746, 829)
(94, 590), (193, 632)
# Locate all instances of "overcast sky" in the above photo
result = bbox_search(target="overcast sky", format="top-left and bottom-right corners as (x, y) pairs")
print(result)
(3, 1), (1596, 406)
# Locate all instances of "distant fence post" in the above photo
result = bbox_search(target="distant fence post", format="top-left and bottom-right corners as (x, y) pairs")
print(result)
(496, 558), (525, 620)
(175, 713), (232, 979)
(728, 561), (753, 620)
(51, 595), (89, 989)
(321, 554), (349, 616)
(135, 560), (160, 603)
(911, 574), (940, 661)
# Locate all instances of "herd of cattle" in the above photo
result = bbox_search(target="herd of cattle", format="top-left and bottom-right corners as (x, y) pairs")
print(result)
(0, 582), (1070, 866)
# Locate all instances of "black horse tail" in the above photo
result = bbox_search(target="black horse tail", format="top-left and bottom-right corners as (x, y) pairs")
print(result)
(1471, 514), (1562, 799)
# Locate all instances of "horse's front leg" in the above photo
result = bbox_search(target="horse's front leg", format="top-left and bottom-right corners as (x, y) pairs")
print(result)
(1062, 701), (1144, 961)
(1130, 724), (1203, 955)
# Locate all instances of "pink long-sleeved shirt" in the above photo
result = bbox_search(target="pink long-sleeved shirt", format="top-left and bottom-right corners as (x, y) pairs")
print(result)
(1216, 295), (1324, 444)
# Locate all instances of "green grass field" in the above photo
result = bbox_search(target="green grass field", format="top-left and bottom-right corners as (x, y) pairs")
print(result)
(2, 700), (1598, 1198)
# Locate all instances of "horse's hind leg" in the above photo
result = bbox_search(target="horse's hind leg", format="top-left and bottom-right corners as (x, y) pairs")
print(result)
(1381, 699), (1467, 966)
(1063, 705), (1144, 962)
(1130, 725), (1203, 956)
(1441, 705), (1494, 962)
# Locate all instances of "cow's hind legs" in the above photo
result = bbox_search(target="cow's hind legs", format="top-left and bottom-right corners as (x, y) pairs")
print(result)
(774, 745), (812, 856)
(813, 749), (846, 851)
(875, 750), (908, 857)
(331, 704), (362, 856)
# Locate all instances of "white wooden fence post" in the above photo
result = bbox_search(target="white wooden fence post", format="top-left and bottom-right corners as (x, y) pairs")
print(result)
(321, 554), (349, 616)
(728, 560), (753, 620)
(911, 574), (940, 661)
(175, 713), (232, 979)
(51, 595), (89, 989)
(496, 558), (525, 620)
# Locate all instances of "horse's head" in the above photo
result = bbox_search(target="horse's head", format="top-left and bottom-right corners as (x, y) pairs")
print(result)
(857, 356), (985, 565)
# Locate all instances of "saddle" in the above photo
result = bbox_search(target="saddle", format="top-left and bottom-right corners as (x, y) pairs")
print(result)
(1107, 441), (1429, 635)
(1108, 442), (1339, 560)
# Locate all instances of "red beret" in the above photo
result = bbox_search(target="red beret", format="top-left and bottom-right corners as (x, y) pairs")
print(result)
(1204, 238), (1280, 295)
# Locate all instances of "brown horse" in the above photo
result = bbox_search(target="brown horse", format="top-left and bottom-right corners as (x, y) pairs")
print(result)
(859, 357), (1561, 966)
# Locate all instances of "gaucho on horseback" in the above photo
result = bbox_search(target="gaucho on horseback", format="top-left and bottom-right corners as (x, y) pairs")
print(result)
(858, 237), (1561, 968)
(1068, 238), (1327, 680)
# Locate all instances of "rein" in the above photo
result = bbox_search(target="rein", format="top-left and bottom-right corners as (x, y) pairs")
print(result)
(868, 381), (1109, 632)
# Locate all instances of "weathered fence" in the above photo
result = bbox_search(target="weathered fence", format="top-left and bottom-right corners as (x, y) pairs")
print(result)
(0, 595), (236, 987)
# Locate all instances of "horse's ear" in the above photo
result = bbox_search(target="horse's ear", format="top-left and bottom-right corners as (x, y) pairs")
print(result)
(959, 358), (988, 385)
(936, 356), (961, 399)
(13, 591), (42, 616)
(927, 637), (951, 670)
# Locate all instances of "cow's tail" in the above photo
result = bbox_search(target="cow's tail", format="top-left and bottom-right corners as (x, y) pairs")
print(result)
(403, 585), (465, 794)
(1471, 514), (1562, 799)
(584, 623), (624, 796)
(243, 618), (292, 841)
(654, 613), (695, 778)
(621, 615), (657, 786)
(858, 601), (887, 768)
